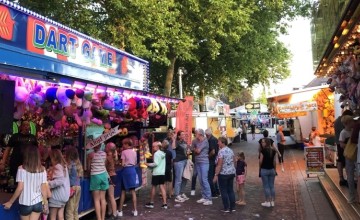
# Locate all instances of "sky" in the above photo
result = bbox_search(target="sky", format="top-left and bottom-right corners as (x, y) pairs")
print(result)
(254, 17), (315, 98)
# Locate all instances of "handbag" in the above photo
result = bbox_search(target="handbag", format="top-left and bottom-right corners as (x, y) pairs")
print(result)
(344, 138), (357, 161)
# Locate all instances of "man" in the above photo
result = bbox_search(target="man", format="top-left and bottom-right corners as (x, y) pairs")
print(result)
(0, 121), (37, 180)
(145, 141), (168, 209)
(334, 109), (353, 186)
(192, 129), (212, 205)
(250, 121), (256, 140)
(205, 128), (220, 198)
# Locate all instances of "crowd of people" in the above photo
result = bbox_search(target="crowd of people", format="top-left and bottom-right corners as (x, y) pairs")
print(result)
(0, 120), (285, 219)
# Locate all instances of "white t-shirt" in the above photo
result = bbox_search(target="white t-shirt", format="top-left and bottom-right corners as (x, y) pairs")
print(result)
(312, 136), (322, 146)
(339, 129), (352, 143)
(16, 166), (47, 206)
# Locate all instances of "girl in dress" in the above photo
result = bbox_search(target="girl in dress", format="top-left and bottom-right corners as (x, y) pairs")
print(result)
(3, 145), (49, 220)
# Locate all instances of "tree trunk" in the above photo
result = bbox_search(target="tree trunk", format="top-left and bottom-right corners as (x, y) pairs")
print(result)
(164, 56), (177, 96)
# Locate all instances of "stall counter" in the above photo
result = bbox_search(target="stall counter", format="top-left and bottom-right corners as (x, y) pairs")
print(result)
(0, 166), (142, 219)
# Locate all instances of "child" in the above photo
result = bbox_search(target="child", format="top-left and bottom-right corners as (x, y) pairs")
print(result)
(87, 144), (109, 220)
(65, 147), (83, 220)
(118, 138), (138, 217)
(235, 152), (247, 205)
(48, 149), (70, 220)
(145, 141), (168, 209)
(105, 142), (118, 220)
(162, 139), (174, 198)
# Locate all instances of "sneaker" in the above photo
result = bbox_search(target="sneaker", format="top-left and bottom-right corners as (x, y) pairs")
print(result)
(117, 211), (123, 217)
(145, 202), (154, 209)
(132, 210), (138, 217)
(270, 201), (275, 207)
(281, 166), (285, 172)
(175, 195), (185, 202)
(261, 202), (271, 207)
(181, 193), (189, 200)
(203, 200), (213, 205)
(197, 198), (207, 203)
(212, 194), (219, 199)
(231, 209), (236, 212)
(190, 190), (195, 196)
(161, 204), (168, 209)
(220, 209), (230, 213)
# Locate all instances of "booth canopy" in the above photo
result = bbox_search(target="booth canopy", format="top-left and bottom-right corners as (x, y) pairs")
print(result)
(0, 1), (149, 91)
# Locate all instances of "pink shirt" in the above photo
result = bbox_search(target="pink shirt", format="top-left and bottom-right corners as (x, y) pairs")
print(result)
(121, 149), (137, 166)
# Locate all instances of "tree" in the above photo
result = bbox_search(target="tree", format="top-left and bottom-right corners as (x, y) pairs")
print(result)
(15, 0), (311, 99)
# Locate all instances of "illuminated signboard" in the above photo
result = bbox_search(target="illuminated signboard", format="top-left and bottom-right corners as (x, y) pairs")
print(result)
(0, 2), (149, 90)
(277, 101), (317, 113)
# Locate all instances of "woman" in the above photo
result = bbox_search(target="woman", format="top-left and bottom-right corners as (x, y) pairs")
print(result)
(172, 130), (190, 203)
(3, 145), (49, 220)
(259, 138), (277, 207)
(339, 115), (356, 203)
(117, 138), (138, 217)
(87, 144), (109, 220)
(213, 137), (236, 213)
(276, 126), (285, 172)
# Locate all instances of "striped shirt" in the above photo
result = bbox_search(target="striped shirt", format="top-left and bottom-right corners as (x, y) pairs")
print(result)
(16, 166), (47, 206)
(90, 151), (107, 175)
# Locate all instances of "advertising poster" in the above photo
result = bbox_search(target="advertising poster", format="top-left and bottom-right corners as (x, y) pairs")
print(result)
(176, 96), (193, 145)
(304, 146), (325, 175)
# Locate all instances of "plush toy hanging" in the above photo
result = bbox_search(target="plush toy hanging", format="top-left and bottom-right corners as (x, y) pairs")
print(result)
(13, 77), (30, 120)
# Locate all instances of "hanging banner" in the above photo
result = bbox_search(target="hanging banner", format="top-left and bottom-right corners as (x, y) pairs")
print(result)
(205, 96), (218, 112)
(86, 125), (120, 149)
(278, 101), (317, 113)
(304, 146), (325, 175)
(277, 111), (307, 118)
(208, 117), (221, 138)
(176, 96), (193, 145)
(0, 2), (149, 90)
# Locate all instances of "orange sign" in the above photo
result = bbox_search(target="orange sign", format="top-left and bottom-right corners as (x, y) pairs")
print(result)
(277, 111), (307, 118)
(176, 96), (194, 145)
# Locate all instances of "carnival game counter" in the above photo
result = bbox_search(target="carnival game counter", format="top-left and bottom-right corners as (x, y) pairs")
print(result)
(0, 166), (142, 219)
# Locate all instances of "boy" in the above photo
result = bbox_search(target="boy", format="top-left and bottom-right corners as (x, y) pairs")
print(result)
(145, 141), (168, 209)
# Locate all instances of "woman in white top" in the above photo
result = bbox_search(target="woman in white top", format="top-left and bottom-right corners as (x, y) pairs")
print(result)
(3, 144), (49, 220)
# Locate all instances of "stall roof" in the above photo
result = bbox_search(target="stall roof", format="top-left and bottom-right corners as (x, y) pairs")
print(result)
(0, 1), (150, 91)
(267, 84), (329, 99)
(314, 0), (360, 77)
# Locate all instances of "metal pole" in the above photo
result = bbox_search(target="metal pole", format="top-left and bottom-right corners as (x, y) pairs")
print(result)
(178, 67), (183, 99)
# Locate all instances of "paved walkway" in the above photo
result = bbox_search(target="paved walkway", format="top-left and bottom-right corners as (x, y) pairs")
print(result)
(85, 134), (338, 220)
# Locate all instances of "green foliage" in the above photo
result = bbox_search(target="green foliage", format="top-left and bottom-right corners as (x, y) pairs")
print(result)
(14, 0), (310, 100)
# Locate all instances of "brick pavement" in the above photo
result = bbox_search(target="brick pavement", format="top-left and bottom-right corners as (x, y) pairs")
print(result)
(84, 134), (338, 220)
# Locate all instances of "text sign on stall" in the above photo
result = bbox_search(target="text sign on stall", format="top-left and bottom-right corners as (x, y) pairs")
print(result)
(278, 101), (317, 113)
(0, 2), (149, 90)
(86, 126), (120, 149)
(304, 146), (325, 175)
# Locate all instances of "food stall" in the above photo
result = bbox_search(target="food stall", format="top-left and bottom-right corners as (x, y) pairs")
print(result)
(0, 1), (180, 218)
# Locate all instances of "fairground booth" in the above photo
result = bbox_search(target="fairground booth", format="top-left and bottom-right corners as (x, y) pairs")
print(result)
(0, 1), (181, 218)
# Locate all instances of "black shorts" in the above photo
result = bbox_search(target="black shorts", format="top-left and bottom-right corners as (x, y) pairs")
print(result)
(151, 175), (165, 186)
(165, 169), (172, 182)
(337, 144), (345, 164)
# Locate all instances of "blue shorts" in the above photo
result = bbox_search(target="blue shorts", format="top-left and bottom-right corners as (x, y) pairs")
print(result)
(90, 172), (109, 191)
(19, 202), (42, 216)
(120, 166), (139, 190)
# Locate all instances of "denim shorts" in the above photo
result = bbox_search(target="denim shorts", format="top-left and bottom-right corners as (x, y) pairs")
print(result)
(19, 201), (42, 216)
